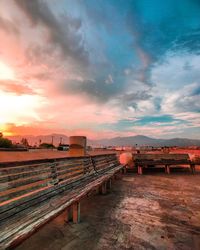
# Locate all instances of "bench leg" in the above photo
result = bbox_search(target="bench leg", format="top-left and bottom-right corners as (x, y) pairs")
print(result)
(123, 167), (127, 174)
(190, 164), (195, 174)
(165, 165), (170, 174)
(65, 206), (73, 222)
(106, 179), (112, 190)
(99, 182), (107, 194)
(72, 202), (81, 223)
(138, 166), (143, 175)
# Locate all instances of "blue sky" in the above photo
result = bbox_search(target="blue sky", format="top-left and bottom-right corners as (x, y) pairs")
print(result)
(0, 0), (200, 139)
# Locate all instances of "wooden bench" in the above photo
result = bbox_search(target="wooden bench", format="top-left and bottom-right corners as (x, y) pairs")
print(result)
(0, 154), (123, 249)
(133, 153), (195, 174)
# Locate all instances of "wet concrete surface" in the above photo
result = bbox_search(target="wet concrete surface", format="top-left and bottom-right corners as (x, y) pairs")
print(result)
(16, 168), (200, 250)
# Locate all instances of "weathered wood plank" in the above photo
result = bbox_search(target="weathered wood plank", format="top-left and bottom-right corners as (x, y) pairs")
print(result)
(0, 167), (51, 183)
(56, 165), (83, 175)
(57, 170), (84, 182)
(0, 172), (52, 191)
(0, 156), (90, 169)
(95, 161), (117, 169)
(0, 178), (51, 203)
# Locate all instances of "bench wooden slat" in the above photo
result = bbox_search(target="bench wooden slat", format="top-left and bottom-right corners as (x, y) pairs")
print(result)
(95, 162), (117, 171)
(54, 161), (84, 170)
(56, 165), (83, 175)
(57, 169), (84, 182)
(0, 167), (51, 183)
(0, 178), (51, 203)
(0, 162), (53, 172)
(0, 172), (52, 192)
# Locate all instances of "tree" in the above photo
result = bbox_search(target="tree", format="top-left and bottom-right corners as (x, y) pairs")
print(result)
(21, 138), (29, 147)
(0, 137), (13, 148)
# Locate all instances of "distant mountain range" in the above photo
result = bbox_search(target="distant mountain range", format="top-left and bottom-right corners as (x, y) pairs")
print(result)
(8, 134), (200, 147)
(91, 135), (200, 147)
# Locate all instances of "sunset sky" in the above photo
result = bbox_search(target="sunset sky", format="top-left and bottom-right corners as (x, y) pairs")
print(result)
(0, 0), (200, 139)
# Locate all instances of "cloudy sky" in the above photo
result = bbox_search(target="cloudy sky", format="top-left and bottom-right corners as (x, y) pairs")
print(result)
(0, 0), (200, 139)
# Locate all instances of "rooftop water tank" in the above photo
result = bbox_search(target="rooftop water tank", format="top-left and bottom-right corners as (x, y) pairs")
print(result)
(69, 136), (87, 156)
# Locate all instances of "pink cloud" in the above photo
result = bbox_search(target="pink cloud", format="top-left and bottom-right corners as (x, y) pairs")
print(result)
(0, 80), (34, 95)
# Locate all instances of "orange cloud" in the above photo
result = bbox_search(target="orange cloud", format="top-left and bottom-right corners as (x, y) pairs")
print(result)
(0, 80), (35, 95)
(1, 123), (61, 136)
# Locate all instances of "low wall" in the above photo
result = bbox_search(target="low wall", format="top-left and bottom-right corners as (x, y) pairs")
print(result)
(0, 148), (28, 152)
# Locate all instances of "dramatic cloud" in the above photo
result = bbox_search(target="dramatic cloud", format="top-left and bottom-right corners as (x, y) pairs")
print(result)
(0, 0), (200, 139)
(14, 0), (89, 65)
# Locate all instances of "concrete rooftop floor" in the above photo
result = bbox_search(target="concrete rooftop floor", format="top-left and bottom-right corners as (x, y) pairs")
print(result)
(16, 168), (200, 250)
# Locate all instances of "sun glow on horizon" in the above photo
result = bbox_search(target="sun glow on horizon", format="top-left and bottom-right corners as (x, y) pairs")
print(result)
(0, 61), (15, 80)
(0, 91), (44, 126)
(0, 123), (13, 136)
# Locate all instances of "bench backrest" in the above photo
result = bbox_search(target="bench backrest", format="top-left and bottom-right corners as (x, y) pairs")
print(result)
(0, 154), (118, 210)
(133, 153), (191, 164)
